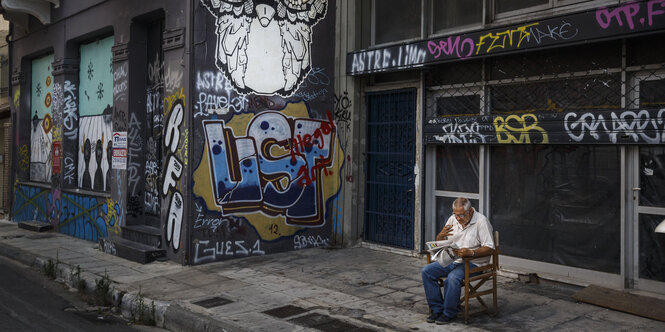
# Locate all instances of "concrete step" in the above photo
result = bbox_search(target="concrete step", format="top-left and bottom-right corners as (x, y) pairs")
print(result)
(18, 221), (53, 232)
(120, 224), (162, 248)
(101, 237), (165, 264)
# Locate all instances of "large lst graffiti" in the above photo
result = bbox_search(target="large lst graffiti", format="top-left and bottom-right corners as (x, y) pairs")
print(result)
(192, 103), (343, 261)
(202, 108), (337, 225)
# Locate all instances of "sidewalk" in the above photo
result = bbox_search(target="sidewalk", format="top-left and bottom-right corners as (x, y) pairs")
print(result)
(1, 220), (664, 332)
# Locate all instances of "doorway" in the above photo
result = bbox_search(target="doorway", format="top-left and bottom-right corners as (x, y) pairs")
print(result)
(364, 89), (416, 249)
(630, 146), (665, 292)
(628, 73), (665, 293)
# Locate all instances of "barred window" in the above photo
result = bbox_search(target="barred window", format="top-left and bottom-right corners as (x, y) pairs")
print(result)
(431, 0), (482, 34)
(495, 0), (548, 15)
(373, 0), (421, 45)
(490, 75), (621, 114)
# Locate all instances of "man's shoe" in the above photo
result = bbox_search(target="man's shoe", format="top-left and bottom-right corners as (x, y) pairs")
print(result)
(426, 312), (442, 323)
(435, 315), (455, 325)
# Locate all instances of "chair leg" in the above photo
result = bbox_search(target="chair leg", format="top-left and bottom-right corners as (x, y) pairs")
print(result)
(464, 264), (470, 324)
(492, 273), (498, 316)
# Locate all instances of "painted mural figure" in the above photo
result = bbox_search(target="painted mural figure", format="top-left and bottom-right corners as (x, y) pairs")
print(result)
(94, 139), (104, 190)
(200, 0), (328, 96)
(106, 141), (112, 191)
(82, 139), (92, 189)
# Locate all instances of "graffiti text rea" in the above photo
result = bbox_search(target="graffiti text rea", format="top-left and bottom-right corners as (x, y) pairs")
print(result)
(596, 0), (665, 30)
(203, 111), (337, 226)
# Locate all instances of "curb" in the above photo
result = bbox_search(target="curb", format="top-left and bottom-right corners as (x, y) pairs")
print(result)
(0, 240), (244, 332)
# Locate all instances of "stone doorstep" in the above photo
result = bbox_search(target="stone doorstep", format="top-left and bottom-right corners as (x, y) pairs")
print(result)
(17, 221), (53, 232)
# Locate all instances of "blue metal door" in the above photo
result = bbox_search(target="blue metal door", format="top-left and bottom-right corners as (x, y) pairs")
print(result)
(365, 89), (416, 249)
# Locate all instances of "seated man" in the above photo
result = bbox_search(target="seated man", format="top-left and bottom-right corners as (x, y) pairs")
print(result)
(421, 197), (495, 325)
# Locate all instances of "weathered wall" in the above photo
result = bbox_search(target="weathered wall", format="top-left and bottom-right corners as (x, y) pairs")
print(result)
(189, 0), (341, 264)
(9, 0), (190, 263)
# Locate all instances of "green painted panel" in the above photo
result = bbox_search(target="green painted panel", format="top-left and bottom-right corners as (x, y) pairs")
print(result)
(31, 54), (54, 119)
(79, 36), (114, 117)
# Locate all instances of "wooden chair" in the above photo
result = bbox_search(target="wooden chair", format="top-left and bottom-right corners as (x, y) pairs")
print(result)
(425, 231), (500, 324)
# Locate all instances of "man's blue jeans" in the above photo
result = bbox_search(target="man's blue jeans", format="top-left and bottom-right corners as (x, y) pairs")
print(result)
(421, 261), (477, 318)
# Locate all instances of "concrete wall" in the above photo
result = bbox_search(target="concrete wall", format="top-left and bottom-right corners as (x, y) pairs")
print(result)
(189, 0), (341, 264)
(9, 0), (190, 263)
(9, 0), (355, 265)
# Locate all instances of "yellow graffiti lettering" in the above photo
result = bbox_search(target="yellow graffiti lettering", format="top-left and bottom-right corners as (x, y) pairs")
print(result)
(13, 87), (20, 109)
(494, 114), (549, 144)
(164, 87), (185, 114)
(19, 144), (29, 171)
(102, 198), (121, 235)
(179, 128), (189, 166)
(476, 23), (538, 55)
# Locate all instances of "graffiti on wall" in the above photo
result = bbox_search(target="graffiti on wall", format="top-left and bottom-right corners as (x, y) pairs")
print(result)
(192, 0), (336, 264)
(145, 52), (164, 216)
(565, 109), (665, 144)
(193, 102), (343, 241)
(334, 91), (352, 183)
(163, 93), (185, 251)
(13, 184), (119, 241)
(348, 1), (665, 75)
(53, 193), (120, 241)
(195, 70), (248, 117)
(13, 86), (20, 109)
(62, 80), (79, 186)
(200, 0), (328, 96)
(494, 114), (549, 144)
(13, 184), (49, 222)
(425, 108), (665, 145)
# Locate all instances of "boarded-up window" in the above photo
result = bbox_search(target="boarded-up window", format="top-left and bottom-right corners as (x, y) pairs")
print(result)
(30, 54), (54, 182)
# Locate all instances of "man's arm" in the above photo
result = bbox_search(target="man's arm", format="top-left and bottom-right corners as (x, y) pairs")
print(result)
(453, 246), (494, 258)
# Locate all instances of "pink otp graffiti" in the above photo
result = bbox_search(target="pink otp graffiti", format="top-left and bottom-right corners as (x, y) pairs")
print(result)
(596, 0), (665, 30)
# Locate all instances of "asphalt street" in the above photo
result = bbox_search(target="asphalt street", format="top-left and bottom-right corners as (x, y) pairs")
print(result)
(0, 254), (144, 332)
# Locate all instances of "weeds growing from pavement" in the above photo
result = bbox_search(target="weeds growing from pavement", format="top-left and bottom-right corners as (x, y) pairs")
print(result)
(43, 259), (56, 280)
(71, 265), (86, 293)
(131, 288), (156, 326)
(94, 270), (112, 306)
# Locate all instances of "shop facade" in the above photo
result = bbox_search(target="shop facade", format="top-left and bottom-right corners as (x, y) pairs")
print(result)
(344, 0), (665, 294)
(5, 0), (665, 295)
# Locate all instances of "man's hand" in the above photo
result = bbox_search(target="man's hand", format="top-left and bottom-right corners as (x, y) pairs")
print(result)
(453, 246), (494, 258)
(435, 224), (454, 241)
(452, 248), (474, 258)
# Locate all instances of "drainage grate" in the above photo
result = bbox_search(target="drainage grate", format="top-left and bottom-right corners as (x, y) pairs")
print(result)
(288, 313), (366, 332)
(192, 296), (233, 309)
(263, 305), (309, 319)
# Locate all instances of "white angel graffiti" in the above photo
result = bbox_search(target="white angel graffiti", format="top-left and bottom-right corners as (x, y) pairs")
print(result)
(200, 0), (328, 96)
